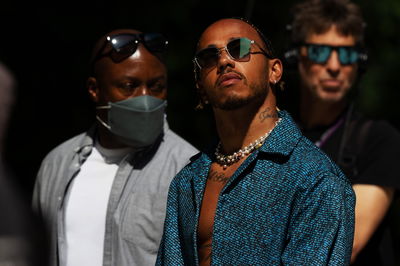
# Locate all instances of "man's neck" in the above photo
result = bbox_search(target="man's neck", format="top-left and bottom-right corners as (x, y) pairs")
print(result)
(213, 97), (279, 155)
(96, 125), (130, 149)
(299, 93), (348, 129)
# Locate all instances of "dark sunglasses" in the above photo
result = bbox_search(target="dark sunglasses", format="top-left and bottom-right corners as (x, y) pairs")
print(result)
(302, 43), (362, 65)
(92, 32), (168, 63)
(194, 37), (273, 69)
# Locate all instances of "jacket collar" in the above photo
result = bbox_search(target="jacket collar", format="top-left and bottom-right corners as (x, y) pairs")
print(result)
(189, 110), (303, 163)
(259, 110), (302, 157)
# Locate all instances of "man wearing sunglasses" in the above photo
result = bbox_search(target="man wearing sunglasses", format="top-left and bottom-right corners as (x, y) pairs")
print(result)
(32, 29), (198, 266)
(283, 0), (400, 265)
(156, 17), (355, 265)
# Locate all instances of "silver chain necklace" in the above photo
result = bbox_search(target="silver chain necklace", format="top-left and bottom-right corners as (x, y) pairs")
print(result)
(215, 118), (282, 169)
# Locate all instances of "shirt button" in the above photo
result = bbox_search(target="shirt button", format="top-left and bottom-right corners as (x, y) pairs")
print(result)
(74, 163), (80, 168)
(58, 196), (62, 201)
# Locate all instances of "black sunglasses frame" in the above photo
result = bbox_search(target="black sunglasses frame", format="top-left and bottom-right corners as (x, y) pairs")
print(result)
(193, 37), (273, 69)
(301, 43), (366, 65)
(91, 33), (169, 64)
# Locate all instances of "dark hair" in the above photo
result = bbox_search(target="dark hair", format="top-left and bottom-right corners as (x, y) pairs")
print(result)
(230, 16), (277, 58)
(289, 0), (365, 45)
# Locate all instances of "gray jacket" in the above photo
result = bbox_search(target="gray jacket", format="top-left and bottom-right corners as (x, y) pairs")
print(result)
(32, 122), (198, 266)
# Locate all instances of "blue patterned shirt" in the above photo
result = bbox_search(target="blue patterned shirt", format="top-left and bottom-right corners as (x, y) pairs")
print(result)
(157, 110), (355, 265)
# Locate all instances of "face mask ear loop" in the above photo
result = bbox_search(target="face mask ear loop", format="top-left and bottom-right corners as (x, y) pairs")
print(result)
(96, 115), (111, 130)
(96, 105), (111, 130)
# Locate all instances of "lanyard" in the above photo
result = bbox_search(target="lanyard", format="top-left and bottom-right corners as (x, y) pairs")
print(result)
(315, 115), (345, 148)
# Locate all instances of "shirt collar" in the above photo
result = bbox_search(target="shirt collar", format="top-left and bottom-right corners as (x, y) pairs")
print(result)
(190, 110), (302, 163)
(71, 125), (96, 165)
(257, 110), (303, 157)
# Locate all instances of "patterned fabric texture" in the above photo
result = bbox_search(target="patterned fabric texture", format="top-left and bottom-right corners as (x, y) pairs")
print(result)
(156, 110), (355, 265)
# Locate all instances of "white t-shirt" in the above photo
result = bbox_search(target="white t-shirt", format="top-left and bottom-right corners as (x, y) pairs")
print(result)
(64, 142), (131, 266)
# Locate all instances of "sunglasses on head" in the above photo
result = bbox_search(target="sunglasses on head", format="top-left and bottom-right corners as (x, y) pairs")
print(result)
(194, 37), (273, 69)
(302, 43), (361, 65)
(92, 32), (168, 63)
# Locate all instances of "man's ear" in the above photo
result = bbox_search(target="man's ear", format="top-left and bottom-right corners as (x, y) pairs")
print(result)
(268, 58), (283, 85)
(87, 77), (99, 103)
(194, 81), (210, 110)
(197, 81), (210, 101)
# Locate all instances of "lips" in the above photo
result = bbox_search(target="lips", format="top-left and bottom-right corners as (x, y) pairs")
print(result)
(320, 79), (343, 88)
(217, 72), (243, 87)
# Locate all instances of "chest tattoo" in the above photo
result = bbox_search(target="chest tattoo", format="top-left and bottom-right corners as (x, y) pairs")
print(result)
(208, 170), (230, 184)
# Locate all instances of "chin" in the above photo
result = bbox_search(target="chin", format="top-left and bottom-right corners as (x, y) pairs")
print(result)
(318, 93), (345, 103)
(214, 91), (267, 110)
(213, 96), (250, 110)
(315, 87), (347, 103)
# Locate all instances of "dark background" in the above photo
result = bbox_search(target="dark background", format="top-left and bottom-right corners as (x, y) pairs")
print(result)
(0, 0), (399, 202)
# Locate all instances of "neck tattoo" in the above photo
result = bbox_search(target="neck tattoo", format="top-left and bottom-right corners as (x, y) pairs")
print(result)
(215, 118), (282, 169)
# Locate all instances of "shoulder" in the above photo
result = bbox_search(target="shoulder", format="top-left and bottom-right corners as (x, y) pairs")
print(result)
(169, 146), (206, 179)
(40, 131), (89, 165)
(291, 135), (351, 188)
(264, 110), (350, 188)
(288, 138), (355, 208)
(352, 116), (400, 156)
(367, 119), (400, 143)
(350, 111), (399, 139)
(293, 134), (338, 171)
(162, 128), (199, 158)
(34, 131), (90, 197)
(350, 117), (400, 188)
(151, 128), (200, 174)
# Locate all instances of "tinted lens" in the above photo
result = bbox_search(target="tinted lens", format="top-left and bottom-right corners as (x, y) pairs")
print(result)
(227, 38), (252, 61)
(338, 47), (359, 65)
(109, 34), (138, 54)
(307, 44), (331, 63)
(143, 33), (168, 52)
(195, 47), (219, 68)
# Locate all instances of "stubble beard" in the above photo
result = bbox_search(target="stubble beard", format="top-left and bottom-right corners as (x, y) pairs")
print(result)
(209, 82), (268, 111)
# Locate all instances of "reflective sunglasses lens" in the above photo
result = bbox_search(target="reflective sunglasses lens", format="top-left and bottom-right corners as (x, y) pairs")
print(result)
(196, 48), (219, 68)
(143, 33), (168, 52)
(227, 38), (252, 61)
(110, 34), (138, 54)
(338, 47), (359, 65)
(307, 45), (331, 63)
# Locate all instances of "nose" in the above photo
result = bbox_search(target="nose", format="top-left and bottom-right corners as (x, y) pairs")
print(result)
(326, 50), (341, 77)
(131, 86), (148, 97)
(217, 47), (235, 73)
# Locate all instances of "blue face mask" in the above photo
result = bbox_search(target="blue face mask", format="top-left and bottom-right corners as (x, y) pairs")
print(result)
(96, 95), (167, 148)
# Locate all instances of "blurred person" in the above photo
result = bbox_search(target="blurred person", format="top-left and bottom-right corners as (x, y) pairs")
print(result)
(156, 17), (355, 265)
(32, 28), (198, 266)
(283, 0), (400, 264)
(0, 61), (14, 159)
(0, 61), (48, 266)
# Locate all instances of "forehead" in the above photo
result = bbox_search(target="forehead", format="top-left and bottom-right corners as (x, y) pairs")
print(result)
(306, 25), (356, 46)
(127, 46), (166, 69)
(198, 19), (262, 49)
